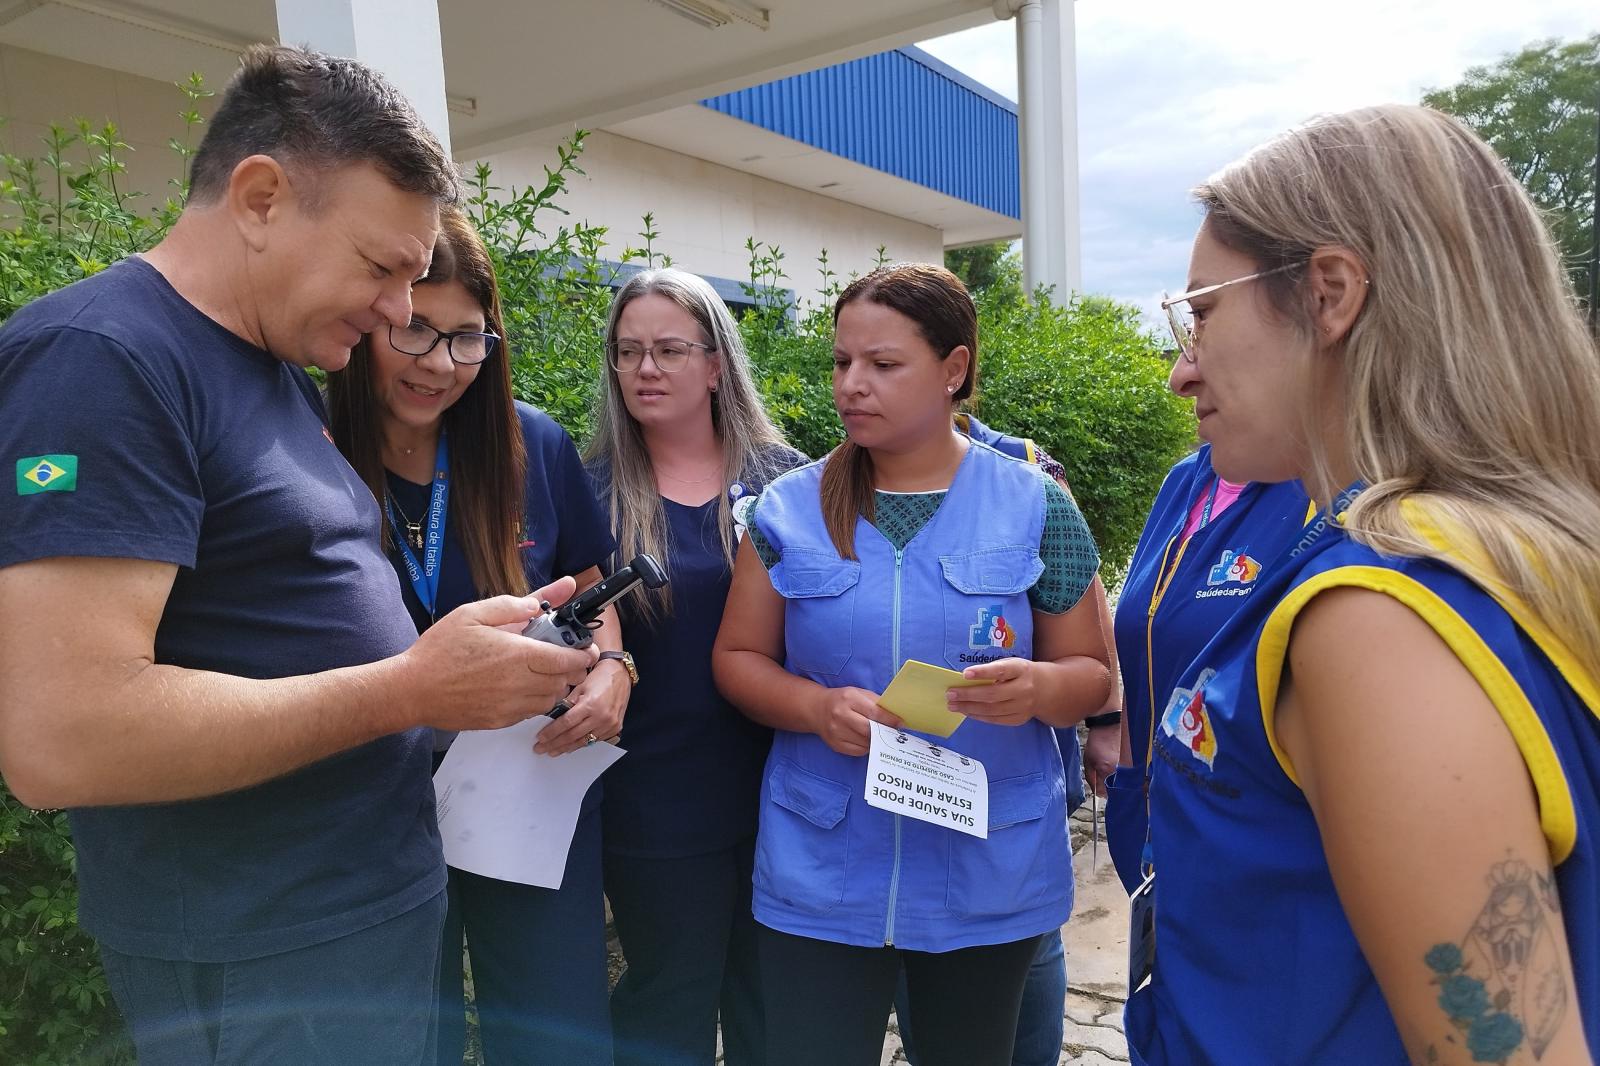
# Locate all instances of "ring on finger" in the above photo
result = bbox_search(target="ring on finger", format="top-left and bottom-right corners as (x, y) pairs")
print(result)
(585, 732), (598, 746)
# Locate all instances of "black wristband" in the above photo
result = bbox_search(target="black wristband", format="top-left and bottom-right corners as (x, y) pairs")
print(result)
(1084, 711), (1122, 728)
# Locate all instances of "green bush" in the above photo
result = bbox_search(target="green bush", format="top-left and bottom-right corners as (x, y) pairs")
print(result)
(976, 290), (1195, 582)
(0, 80), (210, 1066)
(1, 78), (1190, 1063)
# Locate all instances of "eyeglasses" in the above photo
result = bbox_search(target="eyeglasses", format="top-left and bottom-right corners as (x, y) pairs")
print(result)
(608, 338), (715, 374)
(389, 321), (499, 366)
(1160, 264), (1296, 363)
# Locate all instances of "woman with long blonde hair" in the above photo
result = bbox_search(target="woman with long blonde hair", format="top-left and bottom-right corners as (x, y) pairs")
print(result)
(1132, 105), (1598, 1064)
(585, 268), (805, 1066)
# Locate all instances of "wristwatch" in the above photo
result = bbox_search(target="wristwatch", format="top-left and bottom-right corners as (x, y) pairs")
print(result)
(1084, 711), (1122, 728)
(596, 649), (639, 685)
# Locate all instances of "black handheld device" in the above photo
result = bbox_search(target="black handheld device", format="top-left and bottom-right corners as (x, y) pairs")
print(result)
(523, 554), (667, 719)
(521, 553), (668, 649)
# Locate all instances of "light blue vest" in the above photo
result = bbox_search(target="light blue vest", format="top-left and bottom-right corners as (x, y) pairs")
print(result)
(751, 441), (1074, 951)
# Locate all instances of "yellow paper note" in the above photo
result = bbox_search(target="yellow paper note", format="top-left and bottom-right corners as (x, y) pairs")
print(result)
(877, 659), (994, 738)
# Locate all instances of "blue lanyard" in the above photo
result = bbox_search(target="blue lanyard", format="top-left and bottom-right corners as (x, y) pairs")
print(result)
(387, 433), (450, 617)
(1198, 476), (1221, 530)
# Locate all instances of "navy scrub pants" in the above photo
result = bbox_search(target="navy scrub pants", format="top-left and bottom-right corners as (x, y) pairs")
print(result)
(435, 801), (612, 1066)
(603, 838), (764, 1066)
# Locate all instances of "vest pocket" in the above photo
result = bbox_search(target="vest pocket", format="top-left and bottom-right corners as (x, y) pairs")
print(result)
(945, 771), (1060, 919)
(756, 758), (851, 914)
(938, 547), (1045, 670)
(771, 549), (861, 677)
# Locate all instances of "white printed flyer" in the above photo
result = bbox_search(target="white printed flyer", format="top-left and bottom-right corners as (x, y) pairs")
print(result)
(863, 721), (989, 839)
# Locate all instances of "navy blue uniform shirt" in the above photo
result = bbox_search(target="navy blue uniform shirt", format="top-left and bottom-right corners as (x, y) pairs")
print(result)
(0, 257), (438, 962)
(592, 447), (807, 858)
(387, 403), (615, 816)
(384, 403), (616, 635)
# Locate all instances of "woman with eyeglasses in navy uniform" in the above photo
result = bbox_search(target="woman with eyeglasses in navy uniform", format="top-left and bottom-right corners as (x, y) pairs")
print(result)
(327, 208), (623, 1066)
(585, 268), (807, 1066)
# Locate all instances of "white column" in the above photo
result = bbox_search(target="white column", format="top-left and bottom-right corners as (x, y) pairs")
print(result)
(997, 0), (1082, 301)
(275, 0), (452, 156)
(1013, 1), (1047, 299)
(1040, 0), (1082, 296)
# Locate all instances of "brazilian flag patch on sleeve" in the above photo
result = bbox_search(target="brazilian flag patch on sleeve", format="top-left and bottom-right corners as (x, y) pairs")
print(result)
(16, 455), (78, 494)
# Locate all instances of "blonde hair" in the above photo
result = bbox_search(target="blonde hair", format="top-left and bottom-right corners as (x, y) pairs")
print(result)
(1197, 104), (1600, 679)
(585, 268), (791, 622)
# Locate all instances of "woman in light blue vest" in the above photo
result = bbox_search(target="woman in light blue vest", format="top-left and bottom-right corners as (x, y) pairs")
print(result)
(1128, 105), (1598, 1064)
(713, 264), (1112, 1066)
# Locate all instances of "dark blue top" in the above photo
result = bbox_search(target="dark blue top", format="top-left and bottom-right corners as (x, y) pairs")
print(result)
(384, 403), (615, 635)
(0, 257), (438, 962)
(591, 446), (808, 858)
(1128, 491), (1600, 1063)
(386, 404), (615, 820)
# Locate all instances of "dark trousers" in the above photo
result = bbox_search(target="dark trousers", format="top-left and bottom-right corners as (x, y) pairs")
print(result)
(897, 927), (1067, 1066)
(100, 890), (446, 1066)
(436, 803), (611, 1066)
(758, 925), (1042, 1066)
(603, 839), (764, 1066)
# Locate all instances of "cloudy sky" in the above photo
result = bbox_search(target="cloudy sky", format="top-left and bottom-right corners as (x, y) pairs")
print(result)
(918, 0), (1599, 320)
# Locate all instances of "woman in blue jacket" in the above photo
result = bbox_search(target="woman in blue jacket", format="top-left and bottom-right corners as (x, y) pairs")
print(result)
(713, 263), (1112, 1066)
(1127, 105), (1598, 1064)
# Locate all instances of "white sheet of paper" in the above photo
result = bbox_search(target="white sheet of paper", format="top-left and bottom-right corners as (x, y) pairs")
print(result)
(432, 717), (625, 889)
(864, 722), (988, 839)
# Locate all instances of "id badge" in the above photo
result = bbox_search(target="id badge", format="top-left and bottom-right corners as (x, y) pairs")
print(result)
(1128, 870), (1156, 996)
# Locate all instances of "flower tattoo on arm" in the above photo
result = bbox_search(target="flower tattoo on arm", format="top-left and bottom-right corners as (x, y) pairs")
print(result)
(1424, 858), (1567, 1064)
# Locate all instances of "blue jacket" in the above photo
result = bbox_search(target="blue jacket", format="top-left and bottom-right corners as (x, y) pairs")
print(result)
(1125, 493), (1600, 1064)
(1105, 449), (1312, 891)
(750, 441), (1074, 951)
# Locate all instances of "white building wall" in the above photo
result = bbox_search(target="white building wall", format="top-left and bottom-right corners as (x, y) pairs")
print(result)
(469, 130), (946, 311)
(1, 45), (945, 311)
(0, 44), (218, 215)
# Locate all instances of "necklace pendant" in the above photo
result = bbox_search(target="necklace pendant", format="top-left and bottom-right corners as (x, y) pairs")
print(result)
(407, 522), (424, 550)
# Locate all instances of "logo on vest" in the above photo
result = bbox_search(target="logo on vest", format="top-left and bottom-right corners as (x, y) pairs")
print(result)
(1195, 548), (1261, 599)
(1160, 668), (1218, 768)
(962, 605), (1016, 663)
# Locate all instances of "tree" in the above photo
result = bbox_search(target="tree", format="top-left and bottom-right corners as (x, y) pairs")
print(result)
(1423, 35), (1599, 315)
(945, 240), (1013, 292)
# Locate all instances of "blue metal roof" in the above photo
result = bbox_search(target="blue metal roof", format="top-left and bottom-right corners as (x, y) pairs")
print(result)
(700, 46), (1019, 220)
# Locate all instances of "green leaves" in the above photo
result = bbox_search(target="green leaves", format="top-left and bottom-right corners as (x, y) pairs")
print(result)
(972, 286), (1195, 581)
(1423, 34), (1599, 308)
(0, 792), (132, 1064)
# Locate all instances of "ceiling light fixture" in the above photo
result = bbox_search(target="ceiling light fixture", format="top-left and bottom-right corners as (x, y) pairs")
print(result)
(647, 0), (769, 31)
